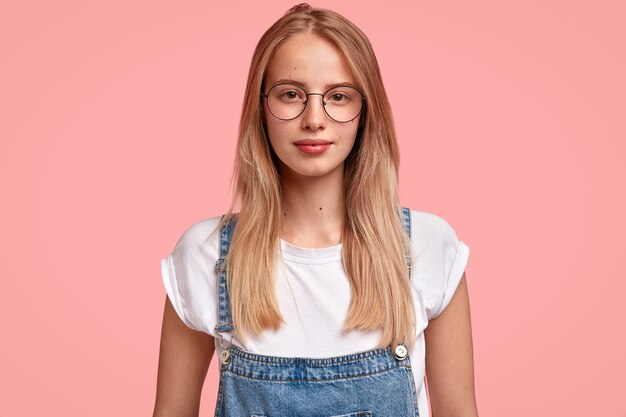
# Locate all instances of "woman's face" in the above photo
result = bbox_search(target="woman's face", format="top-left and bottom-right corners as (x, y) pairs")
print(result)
(263, 33), (361, 180)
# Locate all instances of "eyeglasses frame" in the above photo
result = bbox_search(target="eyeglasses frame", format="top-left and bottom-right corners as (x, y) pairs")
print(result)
(260, 82), (366, 123)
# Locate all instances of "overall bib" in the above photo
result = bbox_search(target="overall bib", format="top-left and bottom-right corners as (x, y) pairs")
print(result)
(213, 208), (419, 417)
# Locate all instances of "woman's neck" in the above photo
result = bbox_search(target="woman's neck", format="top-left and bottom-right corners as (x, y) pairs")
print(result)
(279, 166), (344, 248)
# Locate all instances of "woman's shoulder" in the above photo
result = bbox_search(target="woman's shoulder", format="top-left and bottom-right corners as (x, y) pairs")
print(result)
(175, 214), (223, 242)
(406, 208), (469, 268)
(165, 215), (226, 270)
(407, 209), (461, 243)
(174, 214), (225, 246)
(406, 208), (470, 320)
(160, 215), (225, 334)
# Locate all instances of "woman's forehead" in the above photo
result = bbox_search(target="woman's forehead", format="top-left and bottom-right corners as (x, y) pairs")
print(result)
(265, 33), (355, 89)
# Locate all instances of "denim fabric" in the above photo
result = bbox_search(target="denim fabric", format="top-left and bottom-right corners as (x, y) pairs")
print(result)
(214, 208), (418, 417)
(215, 346), (419, 417)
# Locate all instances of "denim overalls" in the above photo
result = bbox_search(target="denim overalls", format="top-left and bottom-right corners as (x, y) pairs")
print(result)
(213, 208), (419, 417)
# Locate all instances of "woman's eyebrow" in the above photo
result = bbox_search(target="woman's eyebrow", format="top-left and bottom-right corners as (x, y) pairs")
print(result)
(271, 79), (358, 90)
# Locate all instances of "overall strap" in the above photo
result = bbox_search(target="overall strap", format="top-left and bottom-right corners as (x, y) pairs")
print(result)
(401, 207), (411, 238)
(214, 214), (237, 333)
(401, 207), (413, 276)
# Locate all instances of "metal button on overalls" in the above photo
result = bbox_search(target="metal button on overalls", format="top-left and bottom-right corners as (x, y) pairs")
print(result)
(394, 344), (408, 360)
(219, 349), (231, 365)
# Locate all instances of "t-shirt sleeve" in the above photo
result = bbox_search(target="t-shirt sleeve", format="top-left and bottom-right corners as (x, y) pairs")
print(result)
(411, 211), (470, 320)
(160, 218), (220, 335)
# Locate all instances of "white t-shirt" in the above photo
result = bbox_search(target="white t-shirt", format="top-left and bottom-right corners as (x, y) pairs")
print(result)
(161, 209), (470, 417)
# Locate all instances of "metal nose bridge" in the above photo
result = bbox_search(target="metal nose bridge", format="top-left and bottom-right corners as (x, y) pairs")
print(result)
(302, 92), (326, 106)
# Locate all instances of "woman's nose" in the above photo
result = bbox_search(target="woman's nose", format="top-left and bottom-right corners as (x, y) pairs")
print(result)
(301, 93), (327, 130)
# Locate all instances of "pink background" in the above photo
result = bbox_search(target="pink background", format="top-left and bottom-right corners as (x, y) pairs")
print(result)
(1, 1), (624, 416)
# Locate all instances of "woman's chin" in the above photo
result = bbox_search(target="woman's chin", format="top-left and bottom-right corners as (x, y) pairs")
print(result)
(279, 162), (345, 181)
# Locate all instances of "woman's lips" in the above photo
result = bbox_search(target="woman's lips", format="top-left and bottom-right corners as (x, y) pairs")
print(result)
(294, 139), (331, 155)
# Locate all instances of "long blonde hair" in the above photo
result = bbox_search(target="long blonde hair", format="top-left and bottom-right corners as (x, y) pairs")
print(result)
(215, 4), (415, 350)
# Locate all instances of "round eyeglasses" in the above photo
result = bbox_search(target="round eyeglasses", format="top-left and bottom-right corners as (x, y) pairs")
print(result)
(261, 83), (365, 123)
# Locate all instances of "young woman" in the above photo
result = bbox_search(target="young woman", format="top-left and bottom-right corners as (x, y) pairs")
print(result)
(154, 4), (478, 417)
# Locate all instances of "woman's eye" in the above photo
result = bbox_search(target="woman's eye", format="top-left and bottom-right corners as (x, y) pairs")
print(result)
(328, 93), (349, 102)
(281, 91), (301, 100)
